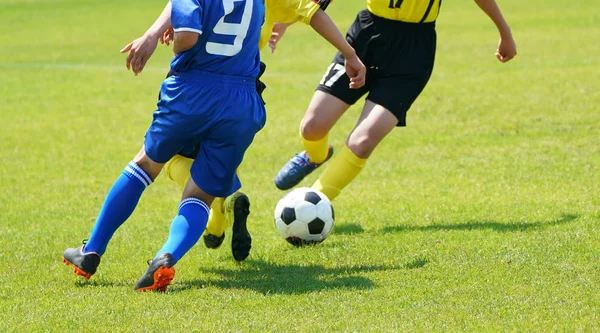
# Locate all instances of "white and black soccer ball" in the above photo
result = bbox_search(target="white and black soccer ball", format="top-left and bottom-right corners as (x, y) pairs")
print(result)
(274, 187), (335, 246)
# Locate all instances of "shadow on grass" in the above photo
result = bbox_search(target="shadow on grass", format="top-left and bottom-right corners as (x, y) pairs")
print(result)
(74, 278), (132, 288)
(334, 223), (364, 235)
(69, 257), (428, 292)
(170, 260), (405, 295)
(405, 256), (429, 269)
(381, 213), (579, 234)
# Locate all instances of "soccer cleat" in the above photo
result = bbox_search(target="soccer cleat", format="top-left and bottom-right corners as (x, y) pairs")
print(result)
(227, 192), (252, 262)
(274, 145), (334, 190)
(134, 253), (176, 292)
(203, 232), (225, 249)
(62, 241), (101, 280)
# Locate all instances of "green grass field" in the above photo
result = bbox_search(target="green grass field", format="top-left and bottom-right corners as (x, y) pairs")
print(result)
(1, 0), (599, 331)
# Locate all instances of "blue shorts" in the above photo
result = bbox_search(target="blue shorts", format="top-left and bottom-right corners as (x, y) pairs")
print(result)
(144, 70), (266, 198)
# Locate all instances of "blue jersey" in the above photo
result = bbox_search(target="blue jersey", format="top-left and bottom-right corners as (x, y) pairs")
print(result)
(170, 0), (264, 78)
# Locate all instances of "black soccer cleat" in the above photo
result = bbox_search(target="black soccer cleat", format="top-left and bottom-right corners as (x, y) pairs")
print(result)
(203, 232), (225, 249)
(134, 253), (176, 292)
(230, 193), (252, 262)
(62, 240), (101, 280)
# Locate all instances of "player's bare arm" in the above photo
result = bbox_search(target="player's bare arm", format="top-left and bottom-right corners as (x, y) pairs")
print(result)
(120, 1), (173, 75)
(269, 22), (294, 53)
(474, 0), (517, 62)
(173, 31), (199, 54)
(309, 9), (366, 89)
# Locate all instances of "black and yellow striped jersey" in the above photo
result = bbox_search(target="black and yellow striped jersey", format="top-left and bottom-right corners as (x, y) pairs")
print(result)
(367, 0), (442, 23)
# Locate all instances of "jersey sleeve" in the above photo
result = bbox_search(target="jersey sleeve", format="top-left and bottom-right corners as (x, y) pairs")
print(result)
(171, 0), (203, 34)
(286, 0), (333, 25)
(312, 0), (332, 11)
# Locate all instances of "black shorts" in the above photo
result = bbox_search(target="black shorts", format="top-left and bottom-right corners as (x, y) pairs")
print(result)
(317, 9), (437, 126)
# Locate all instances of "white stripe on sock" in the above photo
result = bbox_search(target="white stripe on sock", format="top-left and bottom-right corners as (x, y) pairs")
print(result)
(179, 198), (210, 215)
(128, 161), (153, 185)
(125, 166), (149, 187)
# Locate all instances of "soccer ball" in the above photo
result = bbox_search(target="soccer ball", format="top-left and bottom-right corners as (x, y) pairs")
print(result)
(274, 187), (335, 246)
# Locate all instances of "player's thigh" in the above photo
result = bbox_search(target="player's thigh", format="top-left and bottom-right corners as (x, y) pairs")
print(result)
(314, 60), (369, 129)
(305, 10), (386, 140)
(189, 93), (265, 198)
(144, 111), (191, 166)
(358, 13), (436, 128)
(190, 130), (257, 199)
(301, 90), (351, 140)
(366, 73), (432, 128)
(346, 100), (398, 158)
(145, 77), (199, 165)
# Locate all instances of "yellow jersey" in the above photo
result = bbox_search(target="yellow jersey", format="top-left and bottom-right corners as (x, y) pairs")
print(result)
(367, 0), (441, 23)
(259, 0), (331, 50)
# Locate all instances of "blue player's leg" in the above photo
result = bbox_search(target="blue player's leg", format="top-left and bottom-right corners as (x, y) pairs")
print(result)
(164, 145), (231, 250)
(134, 150), (245, 291)
(132, 71), (265, 292)
(63, 76), (184, 280)
(135, 177), (213, 292)
(63, 147), (165, 279)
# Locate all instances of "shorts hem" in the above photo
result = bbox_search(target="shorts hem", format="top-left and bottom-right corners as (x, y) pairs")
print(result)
(190, 171), (242, 199)
(315, 85), (359, 106)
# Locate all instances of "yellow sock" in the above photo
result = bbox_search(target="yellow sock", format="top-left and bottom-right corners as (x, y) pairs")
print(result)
(206, 198), (227, 237)
(164, 155), (227, 237)
(301, 129), (329, 164)
(312, 144), (367, 201)
(164, 154), (193, 188)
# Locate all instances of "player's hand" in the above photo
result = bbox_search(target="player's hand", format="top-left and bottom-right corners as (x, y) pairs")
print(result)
(495, 35), (517, 63)
(120, 34), (159, 76)
(269, 23), (292, 53)
(160, 27), (174, 46)
(345, 55), (366, 89)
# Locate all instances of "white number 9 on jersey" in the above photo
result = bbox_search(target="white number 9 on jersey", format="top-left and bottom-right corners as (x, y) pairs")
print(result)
(206, 0), (253, 57)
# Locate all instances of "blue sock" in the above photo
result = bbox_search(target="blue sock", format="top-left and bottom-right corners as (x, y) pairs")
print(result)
(84, 161), (153, 255)
(155, 198), (210, 265)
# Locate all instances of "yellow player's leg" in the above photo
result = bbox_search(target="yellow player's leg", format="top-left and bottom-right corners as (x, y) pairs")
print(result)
(164, 154), (192, 188)
(164, 155), (228, 248)
(312, 144), (366, 201)
(206, 198), (227, 237)
(302, 130), (330, 164)
(274, 91), (347, 190)
(313, 100), (395, 200)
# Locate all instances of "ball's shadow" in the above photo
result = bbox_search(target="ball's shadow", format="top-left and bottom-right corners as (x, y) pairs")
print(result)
(333, 223), (365, 235)
(380, 213), (579, 233)
(170, 260), (404, 295)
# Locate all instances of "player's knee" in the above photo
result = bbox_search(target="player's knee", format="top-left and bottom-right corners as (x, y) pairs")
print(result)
(346, 134), (377, 159)
(133, 150), (164, 180)
(300, 116), (328, 141)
